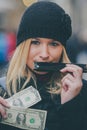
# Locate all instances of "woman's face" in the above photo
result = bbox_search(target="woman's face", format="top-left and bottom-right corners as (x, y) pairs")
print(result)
(27, 38), (63, 74)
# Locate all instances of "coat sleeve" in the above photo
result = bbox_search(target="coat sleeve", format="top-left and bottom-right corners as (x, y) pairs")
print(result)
(57, 79), (87, 130)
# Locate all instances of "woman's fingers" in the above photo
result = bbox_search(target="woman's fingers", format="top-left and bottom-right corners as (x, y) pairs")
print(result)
(0, 97), (10, 119)
(60, 64), (83, 104)
(0, 104), (7, 119)
(60, 64), (83, 78)
(61, 73), (74, 83)
(0, 96), (10, 107)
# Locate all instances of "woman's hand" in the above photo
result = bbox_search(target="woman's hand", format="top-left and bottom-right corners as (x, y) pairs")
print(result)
(0, 96), (10, 120)
(60, 64), (83, 104)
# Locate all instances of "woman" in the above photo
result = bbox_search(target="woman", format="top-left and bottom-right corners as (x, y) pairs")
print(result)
(0, 1), (87, 130)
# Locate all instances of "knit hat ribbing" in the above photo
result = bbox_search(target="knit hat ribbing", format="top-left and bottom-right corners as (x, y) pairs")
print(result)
(17, 1), (72, 47)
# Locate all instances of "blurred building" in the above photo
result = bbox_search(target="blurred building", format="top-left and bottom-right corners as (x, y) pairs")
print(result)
(0, 0), (25, 63)
(0, 0), (25, 30)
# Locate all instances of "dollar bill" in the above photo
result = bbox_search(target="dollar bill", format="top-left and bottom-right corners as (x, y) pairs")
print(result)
(6, 86), (41, 108)
(1, 107), (47, 130)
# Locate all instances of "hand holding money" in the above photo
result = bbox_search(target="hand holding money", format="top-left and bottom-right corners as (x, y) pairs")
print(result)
(0, 96), (10, 119)
(0, 86), (41, 121)
(0, 86), (47, 130)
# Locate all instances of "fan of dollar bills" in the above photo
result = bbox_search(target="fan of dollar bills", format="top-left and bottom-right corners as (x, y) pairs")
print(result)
(0, 86), (47, 130)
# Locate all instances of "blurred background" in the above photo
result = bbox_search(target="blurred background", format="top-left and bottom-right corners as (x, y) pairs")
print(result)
(0, 0), (87, 79)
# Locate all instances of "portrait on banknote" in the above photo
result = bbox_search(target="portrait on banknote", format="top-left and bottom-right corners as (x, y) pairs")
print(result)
(12, 98), (24, 107)
(16, 113), (26, 126)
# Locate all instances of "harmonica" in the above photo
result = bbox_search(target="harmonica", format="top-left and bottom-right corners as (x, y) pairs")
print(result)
(34, 62), (87, 73)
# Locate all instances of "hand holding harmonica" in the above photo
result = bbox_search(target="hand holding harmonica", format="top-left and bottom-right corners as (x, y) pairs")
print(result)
(34, 62), (87, 73)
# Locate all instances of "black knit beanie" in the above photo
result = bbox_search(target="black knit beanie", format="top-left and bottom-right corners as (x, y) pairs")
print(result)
(17, 1), (72, 47)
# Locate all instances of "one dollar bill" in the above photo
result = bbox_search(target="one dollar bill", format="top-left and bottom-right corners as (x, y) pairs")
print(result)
(6, 86), (41, 108)
(1, 107), (47, 130)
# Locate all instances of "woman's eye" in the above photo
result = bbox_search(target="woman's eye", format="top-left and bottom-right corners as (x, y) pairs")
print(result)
(50, 42), (58, 46)
(31, 40), (40, 45)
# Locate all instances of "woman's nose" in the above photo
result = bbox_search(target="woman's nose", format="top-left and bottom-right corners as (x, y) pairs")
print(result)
(39, 46), (49, 60)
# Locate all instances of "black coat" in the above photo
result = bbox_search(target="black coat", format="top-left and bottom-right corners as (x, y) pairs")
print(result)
(0, 78), (87, 130)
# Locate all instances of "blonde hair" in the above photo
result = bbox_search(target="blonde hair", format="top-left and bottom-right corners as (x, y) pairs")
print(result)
(6, 39), (70, 96)
(6, 39), (34, 95)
